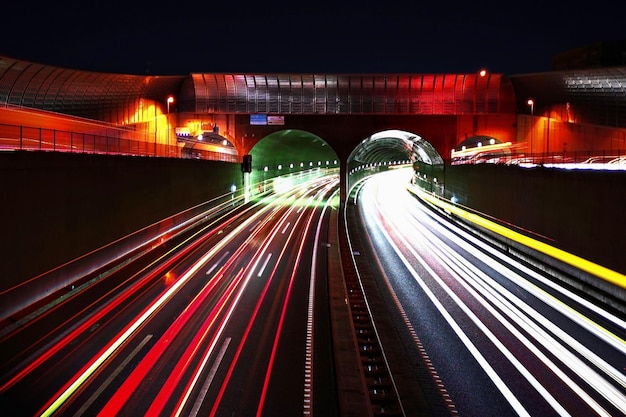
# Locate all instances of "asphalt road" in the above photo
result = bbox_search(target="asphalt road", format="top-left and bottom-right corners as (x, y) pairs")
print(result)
(349, 168), (626, 417)
(0, 174), (340, 417)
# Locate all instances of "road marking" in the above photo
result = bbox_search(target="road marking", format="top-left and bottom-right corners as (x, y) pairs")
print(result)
(257, 253), (273, 277)
(188, 337), (231, 417)
(249, 220), (261, 232)
(73, 334), (153, 417)
(206, 251), (230, 275)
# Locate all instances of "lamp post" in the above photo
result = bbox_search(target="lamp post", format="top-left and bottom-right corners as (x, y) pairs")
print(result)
(527, 98), (534, 161)
(154, 102), (157, 156)
(166, 96), (174, 156)
(546, 105), (551, 162)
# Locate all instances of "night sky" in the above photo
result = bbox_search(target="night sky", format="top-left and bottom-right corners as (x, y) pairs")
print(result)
(2, 1), (625, 76)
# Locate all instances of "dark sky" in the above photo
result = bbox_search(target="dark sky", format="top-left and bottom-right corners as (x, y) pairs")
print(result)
(3, 1), (625, 76)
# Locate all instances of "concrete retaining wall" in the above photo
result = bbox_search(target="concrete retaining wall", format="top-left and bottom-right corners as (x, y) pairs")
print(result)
(1, 151), (242, 292)
(444, 164), (626, 274)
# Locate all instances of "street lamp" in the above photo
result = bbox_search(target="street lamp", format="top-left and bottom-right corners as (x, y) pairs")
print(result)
(166, 96), (174, 156)
(527, 99), (534, 159)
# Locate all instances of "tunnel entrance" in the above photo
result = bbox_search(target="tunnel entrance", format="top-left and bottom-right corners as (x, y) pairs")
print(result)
(245, 129), (339, 196)
(347, 129), (445, 199)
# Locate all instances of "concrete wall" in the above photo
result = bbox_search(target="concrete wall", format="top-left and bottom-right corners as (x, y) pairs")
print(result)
(444, 164), (626, 274)
(1, 151), (242, 291)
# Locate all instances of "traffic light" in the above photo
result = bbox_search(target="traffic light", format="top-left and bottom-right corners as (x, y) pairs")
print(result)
(242, 154), (252, 173)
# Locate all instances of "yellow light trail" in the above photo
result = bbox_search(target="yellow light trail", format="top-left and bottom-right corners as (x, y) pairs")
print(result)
(409, 186), (626, 290)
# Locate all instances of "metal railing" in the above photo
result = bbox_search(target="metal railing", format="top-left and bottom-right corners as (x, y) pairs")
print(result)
(0, 121), (239, 163)
(451, 148), (626, 168)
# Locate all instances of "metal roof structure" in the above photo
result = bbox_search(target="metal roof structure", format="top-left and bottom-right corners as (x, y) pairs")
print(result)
(0, 56), (185, 121)
(509, 67), (626, 128)
(181, 73), (515, 115)
(2, 55), (624, 132)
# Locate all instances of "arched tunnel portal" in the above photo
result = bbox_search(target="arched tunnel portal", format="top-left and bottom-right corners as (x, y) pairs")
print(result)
(245, 129), (444, 203)
(347, 129), (445, 199)
(246, 129), (340, 196)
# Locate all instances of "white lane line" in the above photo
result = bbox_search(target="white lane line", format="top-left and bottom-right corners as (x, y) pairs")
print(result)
(249, 220), (261, 232)
(257, 253), (273, 277)
(188, 337), (231, 417)
(304, 189), (337, 415)
(73, 334), (153, 417)
(206, 251), (230, 276)
(281, 222), (291, 234)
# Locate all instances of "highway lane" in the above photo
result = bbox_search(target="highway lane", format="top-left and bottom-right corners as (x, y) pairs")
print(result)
(349, 168), (626, 417)
(0, 173), (340, 416)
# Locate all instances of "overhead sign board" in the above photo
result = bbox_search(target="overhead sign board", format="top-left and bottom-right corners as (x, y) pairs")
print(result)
(250, 114), (285, 125)
(250, 114), (267, 125)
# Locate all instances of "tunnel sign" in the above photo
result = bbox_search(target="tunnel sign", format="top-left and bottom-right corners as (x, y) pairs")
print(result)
(250, 114), (267, 125)
(250, 114), (284, 125)
(267, 115), (284, 125)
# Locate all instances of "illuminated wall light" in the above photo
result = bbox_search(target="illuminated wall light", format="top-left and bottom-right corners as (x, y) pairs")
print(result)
(300, 162), (304, 167)
(290, 163), (293, 168)
(264, 166), (268, 171)
(278, 164), (282, 170)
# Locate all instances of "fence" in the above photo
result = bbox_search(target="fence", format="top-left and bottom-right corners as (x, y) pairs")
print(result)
(451, 147), (626, 168)
(0, 121), (239, 163)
